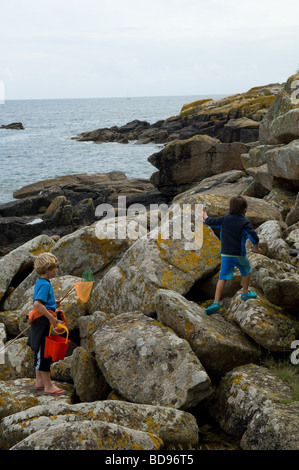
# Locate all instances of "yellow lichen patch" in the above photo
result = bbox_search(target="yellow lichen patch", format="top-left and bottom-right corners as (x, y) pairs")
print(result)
(180, 99), (215, 119)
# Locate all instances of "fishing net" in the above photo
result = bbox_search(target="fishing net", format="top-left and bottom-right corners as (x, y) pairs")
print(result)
(73, 270), (94, 303)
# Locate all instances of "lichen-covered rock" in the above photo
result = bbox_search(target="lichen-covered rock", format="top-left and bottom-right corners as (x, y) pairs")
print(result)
(209, 364), (293, 437)
(259, 73), (299, 145)
(90, 212), (221, 316)
(70, 346), (109, 402)
(228, 291), (295, 351)
(177, 170), (257, 198)
(270, 108), (299, 144)
(248, 253), (299, 314)
(263, 188), (297, 221)
(50, 216), (147, 281)
(93, 313), (212, 409)
(0, 339), (35, 380)
(10, 420), (163, 450)
(79, 311), (117, 351)
(173, 192), (282, 227)
(255, 220), (292, 263)
(240, 402), (299, 450)
(0, 234), (55, 302)
(0, 400), (199, 450)
(155, 289), (260, 376)
(0, 378), (73, 420)
(50, 356), (72, 383)
(149, 134), (249, 196)
(286, 193), (299, 226)
(265, 139), (299, 186)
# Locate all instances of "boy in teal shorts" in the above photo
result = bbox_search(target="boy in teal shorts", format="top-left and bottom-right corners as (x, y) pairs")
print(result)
(203, 195), (262, 315)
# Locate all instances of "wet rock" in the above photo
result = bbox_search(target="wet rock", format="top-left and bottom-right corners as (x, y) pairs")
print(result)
(1, 122), (24, 130)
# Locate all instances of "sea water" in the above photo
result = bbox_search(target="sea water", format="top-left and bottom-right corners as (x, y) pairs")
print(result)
(0, 95), (224, 204)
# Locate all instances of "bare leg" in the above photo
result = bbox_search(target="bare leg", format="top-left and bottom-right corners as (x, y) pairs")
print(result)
(242, 273), (251, 294)
(214, 279), (226, 303)
(35, 370), (44, 388)
(39, 371), (65, 394)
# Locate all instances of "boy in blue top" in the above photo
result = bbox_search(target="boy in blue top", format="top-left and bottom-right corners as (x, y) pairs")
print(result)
(27, 252), (66, 395)
(203, 195), (261, 315)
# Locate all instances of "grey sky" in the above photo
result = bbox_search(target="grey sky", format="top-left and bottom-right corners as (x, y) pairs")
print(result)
(1, 0), (299, 99)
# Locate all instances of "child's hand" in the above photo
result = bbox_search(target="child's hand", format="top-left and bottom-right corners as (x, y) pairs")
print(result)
(202, 211), (208, 220)
(56, 300), (61, 308)
(50, 316), (59, 327)
(254, 245), (262, 254)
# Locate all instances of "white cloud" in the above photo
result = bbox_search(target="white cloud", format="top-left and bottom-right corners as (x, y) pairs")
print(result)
(1, 0), (299, 99)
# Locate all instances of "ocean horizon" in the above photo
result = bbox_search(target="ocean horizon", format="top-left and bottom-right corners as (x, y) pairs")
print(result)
(0, 94), (226, 205)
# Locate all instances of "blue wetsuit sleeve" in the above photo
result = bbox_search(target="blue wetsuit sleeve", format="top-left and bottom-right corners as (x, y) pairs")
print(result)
(244, 220), (259, 245)
(204, 216), (225, 229)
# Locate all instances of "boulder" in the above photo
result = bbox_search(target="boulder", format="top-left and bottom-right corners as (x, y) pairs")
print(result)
(209, 364), (293, 437)
(0, 234), (55, 302)
(11, 420), (163, 450)
(0, 378), (73, 419)
(255, 220), (292, 263)
(42, 195), (73, 225)
(79, 310), (116, 351)
(173, 192), (282, 228)
(12, 171), (127, 199)
(176, 170), (256, 198)
(248, 252), (299, 314)
(240, 402), (299, 450)
(155, 289), (260, 377)
(90, 214), (221, 316)
(259, 73), (299, 145)
(263, 188), (297, 220)
(271, 108), (299, 144)
(228, 291), (295, 351)
(0, 338), (34, 380)
(93, 312), (212, 409)
(265, 139), (299, 188)
(148, 134), (249, 196)
(1, 122), (24, 130)
(70, 346), (109, 402)
(0, 400), (199, 450)
(50, 215), (148, 282)
(286, 192), (299, 226)
(0, 309), (24, 336)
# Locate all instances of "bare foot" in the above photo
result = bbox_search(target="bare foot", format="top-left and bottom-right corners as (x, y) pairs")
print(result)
(44, 386), (66, 396)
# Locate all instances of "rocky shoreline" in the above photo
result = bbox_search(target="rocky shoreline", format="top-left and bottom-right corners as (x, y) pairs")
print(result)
(0, 74), (299, 450)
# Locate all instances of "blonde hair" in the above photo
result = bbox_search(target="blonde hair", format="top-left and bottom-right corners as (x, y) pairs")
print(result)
(34, 252), (58, 276)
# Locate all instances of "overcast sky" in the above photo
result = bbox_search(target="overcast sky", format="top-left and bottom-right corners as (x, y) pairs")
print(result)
(1, 0), (299, 100)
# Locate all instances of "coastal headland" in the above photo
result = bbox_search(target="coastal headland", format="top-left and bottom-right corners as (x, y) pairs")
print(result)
(0, 73), (299, 451)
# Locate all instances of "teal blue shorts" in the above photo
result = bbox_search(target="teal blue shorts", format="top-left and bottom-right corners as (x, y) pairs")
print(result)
(219, 255), (251, 280)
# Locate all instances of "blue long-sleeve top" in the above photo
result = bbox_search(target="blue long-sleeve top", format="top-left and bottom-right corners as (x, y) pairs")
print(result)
(204, 212), (259, 256)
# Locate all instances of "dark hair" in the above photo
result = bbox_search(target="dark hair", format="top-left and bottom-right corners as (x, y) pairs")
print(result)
(229, 195), (248, 214)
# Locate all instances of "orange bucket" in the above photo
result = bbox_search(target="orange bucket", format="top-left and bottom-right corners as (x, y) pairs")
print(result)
(44, 324), (70, 362)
